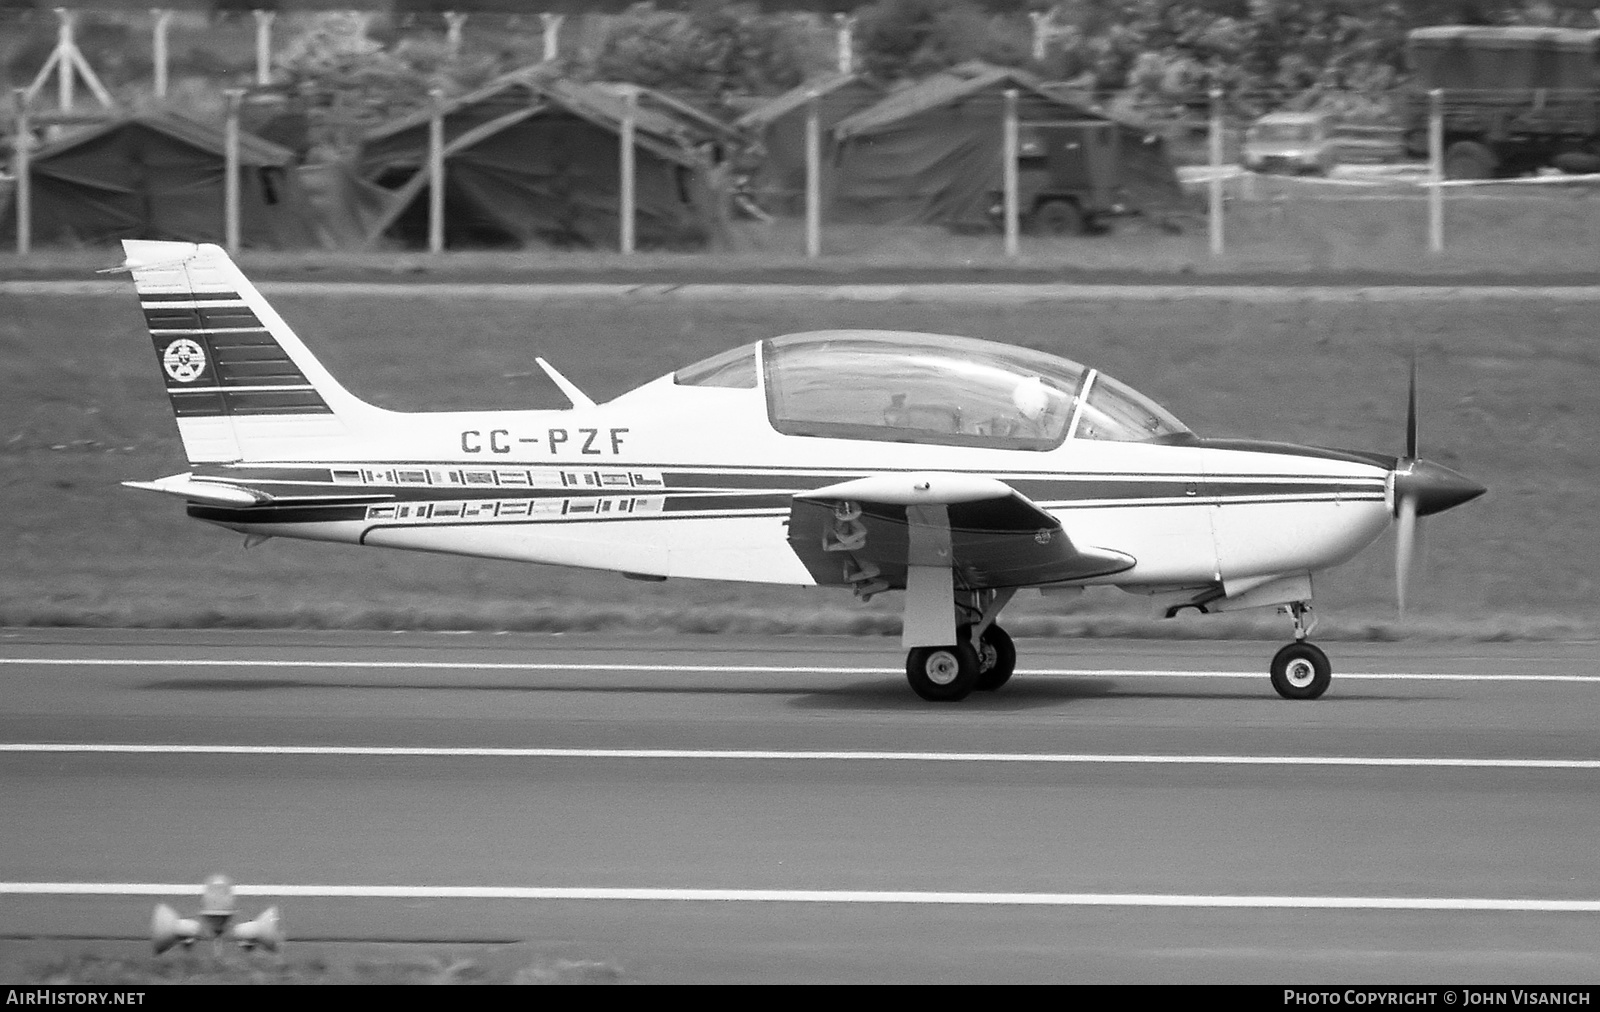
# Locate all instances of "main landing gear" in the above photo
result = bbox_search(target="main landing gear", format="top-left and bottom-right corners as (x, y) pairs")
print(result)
(1270, 601), (1331, 700)
(904, 591), (1018, 702)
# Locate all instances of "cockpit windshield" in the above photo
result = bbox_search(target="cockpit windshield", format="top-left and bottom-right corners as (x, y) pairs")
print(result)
(1071, 369), (1191, 442)
(759, 331), (1189, 450)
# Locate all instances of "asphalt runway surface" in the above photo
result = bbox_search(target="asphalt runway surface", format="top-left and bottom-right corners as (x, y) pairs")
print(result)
(2, 628), (1598, 984)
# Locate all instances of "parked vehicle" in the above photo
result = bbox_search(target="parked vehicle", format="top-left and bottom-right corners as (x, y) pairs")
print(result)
(987, 119), (1185, 235)
(1402, 25), (1600, 179)
(1242, 112), (1340, 175)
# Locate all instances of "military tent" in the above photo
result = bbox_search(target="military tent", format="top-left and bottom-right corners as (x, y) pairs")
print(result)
(829, 62), (1183, 228)
(1, 114), (322, 248)
(735, 72), (884, 215)
(358, 70), (726, 250)
(593, 82), (743, 162)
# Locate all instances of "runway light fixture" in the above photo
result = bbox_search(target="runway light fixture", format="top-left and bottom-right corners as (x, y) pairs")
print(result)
(150, 874), (285, 956)
(150, 904), (200, 955)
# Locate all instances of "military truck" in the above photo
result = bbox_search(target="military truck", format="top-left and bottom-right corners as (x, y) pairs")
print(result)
(987, 117), (1188, 235)
(1403, 25), (1600, 178)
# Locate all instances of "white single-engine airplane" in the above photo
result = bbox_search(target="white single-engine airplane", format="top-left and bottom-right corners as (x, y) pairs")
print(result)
(118, 240), (1485, 701)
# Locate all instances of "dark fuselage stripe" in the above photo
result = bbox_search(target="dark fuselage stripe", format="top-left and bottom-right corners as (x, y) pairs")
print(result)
(177, 479), (1383, 506)
(139, 292), (243, 303)
(189, 494), (1384, 529)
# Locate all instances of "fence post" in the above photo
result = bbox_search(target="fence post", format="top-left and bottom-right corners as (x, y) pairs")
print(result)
(833, 13), (855, 76)
(224, 89), (241, 254)
(58, 7), (76, 112)
(1003, 88), (1019, 257)
(1028, 10), (1052, 63)
(12, 89), (30, 255)
(444, 12), (467, 60)
(151, 9), (172, 99)
(1208, 88), (1224, 257)
(540, 13), (563, 63)
(253, 9), (274, 87)
(1428, 87), (1444, 254)
(620, 85), (637, 255)
(428, 87), (445, 254)
(804, 88), (821, 259)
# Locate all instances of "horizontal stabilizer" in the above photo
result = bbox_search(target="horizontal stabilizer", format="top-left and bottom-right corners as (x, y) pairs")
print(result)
(123, 473), (392, 508)
(123, 474), (267, 506)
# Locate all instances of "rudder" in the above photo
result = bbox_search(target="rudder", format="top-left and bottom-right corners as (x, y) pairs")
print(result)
(122, 239), (380, 463)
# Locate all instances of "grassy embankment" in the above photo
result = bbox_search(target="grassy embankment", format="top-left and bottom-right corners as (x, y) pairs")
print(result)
(1, 283), (1595, 640)
(4, 181), (1600, 278)
(2, 942), (622, 985)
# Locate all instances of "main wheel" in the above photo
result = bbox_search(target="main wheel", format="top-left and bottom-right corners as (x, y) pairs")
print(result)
(906, 641), (982, 702)
(1270, 641), (1331, 700)
(1443, 140), (1496, 181)
(1030, 199), (1084, 236)
(962, 623), (1017, 691)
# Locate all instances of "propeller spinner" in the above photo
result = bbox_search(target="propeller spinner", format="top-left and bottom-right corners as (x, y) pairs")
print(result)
(1391, 357), (1487, 615)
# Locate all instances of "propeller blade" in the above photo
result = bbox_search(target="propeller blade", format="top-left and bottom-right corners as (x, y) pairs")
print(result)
(1396, 493), (1418, 618)
(1405, 353), (1418, 461)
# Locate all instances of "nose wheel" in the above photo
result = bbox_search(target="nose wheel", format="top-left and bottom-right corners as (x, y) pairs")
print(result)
(1270, 641), (1330, 699)
(1271, 601), (1331, 699)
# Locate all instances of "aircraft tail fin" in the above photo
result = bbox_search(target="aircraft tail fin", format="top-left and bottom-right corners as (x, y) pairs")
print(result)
(120, 239), (381, 463)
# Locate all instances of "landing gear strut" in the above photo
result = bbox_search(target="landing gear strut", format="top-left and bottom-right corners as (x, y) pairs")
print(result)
(1270, 601), (1331, 700)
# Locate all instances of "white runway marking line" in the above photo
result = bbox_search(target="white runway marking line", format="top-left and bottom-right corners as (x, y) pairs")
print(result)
(4, 743), (1599, 769)
(0, 657), (1596, 683)
(3, 882), (1599, 912)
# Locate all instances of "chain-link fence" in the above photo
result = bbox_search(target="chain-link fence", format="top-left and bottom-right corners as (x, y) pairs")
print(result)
(4, 7), (1599, 269)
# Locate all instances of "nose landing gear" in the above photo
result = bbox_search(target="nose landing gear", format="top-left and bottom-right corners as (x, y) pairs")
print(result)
(1271, 601), (1331, 699)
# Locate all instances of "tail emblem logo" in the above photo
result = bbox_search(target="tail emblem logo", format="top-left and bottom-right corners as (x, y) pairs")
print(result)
(162, 339), (206, 383)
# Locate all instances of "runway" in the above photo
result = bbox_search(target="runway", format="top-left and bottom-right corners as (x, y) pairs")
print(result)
(2, 628), (1598, 983)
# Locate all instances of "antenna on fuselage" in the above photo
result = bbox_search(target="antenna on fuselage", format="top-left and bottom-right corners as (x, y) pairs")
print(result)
(535, 357), (597, 410)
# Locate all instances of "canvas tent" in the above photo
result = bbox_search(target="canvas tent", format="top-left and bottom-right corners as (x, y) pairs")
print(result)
(594, 81), (744, 161)
(829, 62), (1183, 227)
(1, 114), (322, 248)
(735, 72), (884, 215)
(358, 70), (726, 250)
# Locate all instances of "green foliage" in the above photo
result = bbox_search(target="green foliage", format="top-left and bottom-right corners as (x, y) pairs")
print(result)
(853, 0), (1033, 81)
(272, 11), (506, 151)
(584, 2), (820, 105)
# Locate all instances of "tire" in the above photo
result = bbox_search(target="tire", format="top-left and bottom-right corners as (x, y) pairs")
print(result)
(906, 642), (982, 702)
(1030, 199), (1084, 236)
(1443, 140), (1496, 181)
(1270, 641), (1331, 700)
(964, 623), (1017, 691)
(1552, 151), (1600, 175)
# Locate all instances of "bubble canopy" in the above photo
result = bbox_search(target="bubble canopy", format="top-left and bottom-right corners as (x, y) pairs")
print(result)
(673, 331), (1191, 451)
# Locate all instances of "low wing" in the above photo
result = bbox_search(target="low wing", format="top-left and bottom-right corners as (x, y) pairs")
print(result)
(788, 472), (1134, 593)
